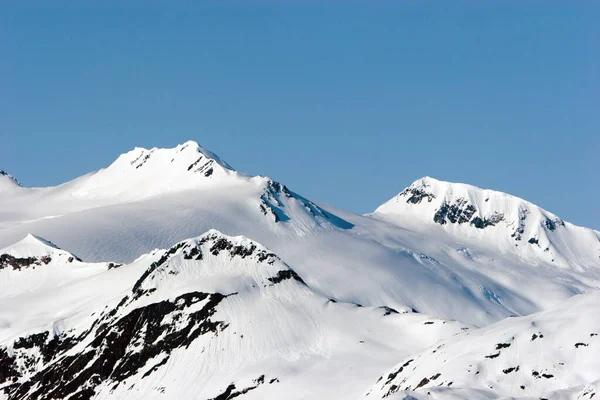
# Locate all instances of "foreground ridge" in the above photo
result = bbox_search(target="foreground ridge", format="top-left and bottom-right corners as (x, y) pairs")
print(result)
(368, 291), (600, 399)
(0, 230), (465, 400)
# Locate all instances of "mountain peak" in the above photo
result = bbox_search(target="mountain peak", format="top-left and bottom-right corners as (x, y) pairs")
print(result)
(0, 170), (22, 191)
(130, 229), (308, 303)
(374, 176), (563, 231)
(404, 176), (509, 198)
(21, 233), (60, 248)
(69, 140), (242, 201)
(376, 176), (551, 217)
(373, 176), (600, 268)
(116, 140), (235, 173)
(0, 233), (84, 267)
(1, 233), (61, 257)
(412, 175), (438, 185)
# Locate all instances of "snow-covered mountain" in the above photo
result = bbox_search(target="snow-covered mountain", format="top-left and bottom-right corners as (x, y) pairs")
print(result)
(0, 234), (108, 298)
(0, 231), (465, 400)
(2, 142), (599, 327)
(373, 176), (600, 270)
(367, 291), (600, 400)
(0, 141), (598, 399)
(0, 141), (341, 229)
(67, 140), (240, 201)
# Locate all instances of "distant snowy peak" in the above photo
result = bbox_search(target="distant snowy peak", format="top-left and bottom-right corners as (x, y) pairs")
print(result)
(70, 140), (242, 201)
(0, 234), (82, 269)
(69, 140), (349, 229)
(119, 140), (235, 175)
(2, 234), (63, 258)
(107, 141), (351, 229)
(375, 176), (562, 230)
(374, 177), (600, 267)
(1, 141), (352, 233)
(0, 235), (110, 298)
(0, 170), (21, 192)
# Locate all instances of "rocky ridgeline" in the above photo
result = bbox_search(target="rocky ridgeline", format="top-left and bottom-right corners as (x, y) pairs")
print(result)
(0, 231), (306, 400)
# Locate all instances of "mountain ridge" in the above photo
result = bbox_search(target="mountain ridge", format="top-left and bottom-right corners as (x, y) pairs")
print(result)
(368, 290), (600, 400)
(0, 141), (598, 326)
(0, 171), (21, 192)
(373, 176), (600, 270)
(0, 230), (465, 400)
(0, 141), (599, 399)
(3, 144), (597, 234)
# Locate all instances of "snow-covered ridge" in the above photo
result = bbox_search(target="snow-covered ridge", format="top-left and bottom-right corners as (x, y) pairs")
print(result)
(0, 141), (351, 233)
(0, 170), (21, 192)
(68, 140), (242, 201)
(1, 141), (600, 399)
(373, 176), (600, 269)
(0, 230), (465, 400)
(0, 143), (598, 328)
(368, 291), (600, 400)
(375, 176), (565, 230)
(0, 234), (110, 297)
(119, 140), (235, 175)
(129, 228), (309, 301)
(0, 233), (78, 264)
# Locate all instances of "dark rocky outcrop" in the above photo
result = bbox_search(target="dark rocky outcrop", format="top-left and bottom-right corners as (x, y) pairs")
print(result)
(433, 198), (504, 230)
(0, 254), (52, 271)
(399, 186), (436, 204)
(2, 291), (230, 400)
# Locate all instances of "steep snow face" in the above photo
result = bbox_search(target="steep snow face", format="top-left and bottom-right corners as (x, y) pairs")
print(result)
(373, 176), (600, 269)
(0, 171), (21, 193)
(0, 231), (465, 400)
(368, 291), (600, 400)
(0, 234), (109, 297)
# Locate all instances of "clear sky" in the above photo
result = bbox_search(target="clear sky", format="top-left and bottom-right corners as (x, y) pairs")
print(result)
(2, 2), (599, 229)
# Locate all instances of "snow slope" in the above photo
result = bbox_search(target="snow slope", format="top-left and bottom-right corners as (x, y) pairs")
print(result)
(0, 234), (109, 298)
(0, 143), (599, 328)
(373, 176), (600, 270)
(0, 231), (466, 400)
(0, 171), (21, 194)
(367, 291), (600, 400)
(66, 140), (238, 202)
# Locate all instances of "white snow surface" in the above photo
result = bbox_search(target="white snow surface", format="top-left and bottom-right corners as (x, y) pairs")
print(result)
(367, 291), (600, 400)
(1, 142), (599, 326)
(0, 141), (599, 399)
(0, 171), (21, 193)
(0, 230), (466, 400)
(373, 176), (600, 270)
(0, 234), (109, 298)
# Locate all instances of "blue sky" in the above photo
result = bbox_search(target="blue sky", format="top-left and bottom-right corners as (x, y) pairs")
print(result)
(2, 2), (599, 229)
